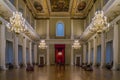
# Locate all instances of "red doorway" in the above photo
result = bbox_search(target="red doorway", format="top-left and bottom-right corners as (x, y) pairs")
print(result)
(55, 44), (65, 64)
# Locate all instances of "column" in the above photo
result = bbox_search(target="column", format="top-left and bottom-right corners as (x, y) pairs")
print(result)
(93, 37), (97, 66)
(100, 32), (106, 68)
(47, 19), (49, 39)
(47, 45), (50, 65)
(71, 46), (74, 65)
(14, 34), (19, 68)
(112, 23), (119, 70)
(34, 20), (37, 30)
(34, 44), (37, 64)
(71, 20), (74, 39)
(29, 41), (32, 65)
(84, 20), (86, 30)
(22, 37), (27, 67)
(24, 5), (27, 19)
(15, 0), (19, 10)
(83, 44), (87, 64)
(0, 24), (6, 70)
(88, 42), (91, 64)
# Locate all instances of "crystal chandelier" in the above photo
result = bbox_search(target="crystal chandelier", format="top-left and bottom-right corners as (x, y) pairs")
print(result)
(7, 11), (27, 34)
(90, 10), (109, 34)
(72, 40), (81, 49)
(38, 40), (47, 49)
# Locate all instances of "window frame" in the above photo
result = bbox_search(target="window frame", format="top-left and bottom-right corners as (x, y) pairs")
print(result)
(56, 22), (65, 37)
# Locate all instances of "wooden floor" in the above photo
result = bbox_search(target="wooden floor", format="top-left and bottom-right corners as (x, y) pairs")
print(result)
(0, 66), (120, 80)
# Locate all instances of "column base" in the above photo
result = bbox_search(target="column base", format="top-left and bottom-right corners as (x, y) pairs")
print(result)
(112, 65), (119, 70)
(92, 64), (96, 67)
(23, 64), (27, 67)
(47, 63), (50, 66)
(0, 65), (7, 70)
(100, 64), (106, 69)
(71, 63), (74, 66)
(14, 65), (20, 69)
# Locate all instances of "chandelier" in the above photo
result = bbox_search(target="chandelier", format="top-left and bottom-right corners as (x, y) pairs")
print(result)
(38, 40), (47, 49)
(72, 40), (81, 49)
(6, 11), (27, 34)
(90, 10), (109, 34)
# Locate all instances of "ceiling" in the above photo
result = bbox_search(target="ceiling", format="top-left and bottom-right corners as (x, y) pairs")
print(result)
(24, 0), (94, 19)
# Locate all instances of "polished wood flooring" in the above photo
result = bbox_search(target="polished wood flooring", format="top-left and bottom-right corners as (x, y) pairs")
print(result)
(0, 66), (120, 80)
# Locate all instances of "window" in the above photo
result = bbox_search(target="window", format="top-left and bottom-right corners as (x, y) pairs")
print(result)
(56, 22), (64, 36)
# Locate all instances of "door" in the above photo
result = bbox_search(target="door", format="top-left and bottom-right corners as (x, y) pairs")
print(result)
(39, 56), (45, 65)
(76, 57), (80, 66)
(55, 44), (65, 64)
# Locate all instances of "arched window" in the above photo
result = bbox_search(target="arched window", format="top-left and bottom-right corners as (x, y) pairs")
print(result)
(56, 22), (64, 36)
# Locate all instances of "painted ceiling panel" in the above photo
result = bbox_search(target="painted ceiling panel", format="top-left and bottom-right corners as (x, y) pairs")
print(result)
(50, 0), (70, 12)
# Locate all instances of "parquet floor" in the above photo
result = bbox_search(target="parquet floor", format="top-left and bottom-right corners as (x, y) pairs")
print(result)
(0, 66), (120, 80)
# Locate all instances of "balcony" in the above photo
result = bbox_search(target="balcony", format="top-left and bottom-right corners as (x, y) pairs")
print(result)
(0, 0), (39, 40)
(80, 0), (119, 41)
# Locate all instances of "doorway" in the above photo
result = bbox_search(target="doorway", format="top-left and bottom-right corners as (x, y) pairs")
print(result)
(55, 44), (65, 64)
(75, 55), (81, 66)
(39, 55), (45, 65)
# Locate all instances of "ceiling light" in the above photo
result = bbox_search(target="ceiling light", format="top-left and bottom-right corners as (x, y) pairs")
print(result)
(72, 40), (81, 49)
(6, 11), (27, 34)
(89, 10), (109, 34)
(38, 40), (47, 49)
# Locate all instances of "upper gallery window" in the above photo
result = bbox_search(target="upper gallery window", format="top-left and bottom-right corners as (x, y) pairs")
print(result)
(56, 22), (64, 36)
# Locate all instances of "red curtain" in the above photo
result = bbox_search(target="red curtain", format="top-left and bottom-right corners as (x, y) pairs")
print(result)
(55, 44), (65, 64)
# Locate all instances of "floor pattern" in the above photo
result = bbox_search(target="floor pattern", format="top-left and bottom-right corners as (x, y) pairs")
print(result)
(0, 66), (120, 80)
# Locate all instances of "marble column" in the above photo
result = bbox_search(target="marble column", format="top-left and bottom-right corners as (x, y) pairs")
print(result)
(100, 32), (106, 68)
(71, 20), (74, 39)
(34, 44), (37, 64)
(84, 20), (86, 30)
(24, 5), (27, 20)
(47, 45), (50, 65)
(47, 19), (49, 39)
(14, 34), (19, 68)
(29, 41), (32, 65)
(22, 37), (27, 67)
(71, 46), (74, 65)
(83, 44), (87, 64)
(34, 20), (37, 30)
(0, 24), (6, 70)
(88, 42), (91, 64)
(93, 37), (97, 66)
(112, 23), (119, 70)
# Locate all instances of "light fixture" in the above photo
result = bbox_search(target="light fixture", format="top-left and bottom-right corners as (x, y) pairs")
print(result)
(6, 11), (27, 34)
(90, 10), (109, 34)
(72, 40), (81, 49)
(38, 40), (47, 49)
